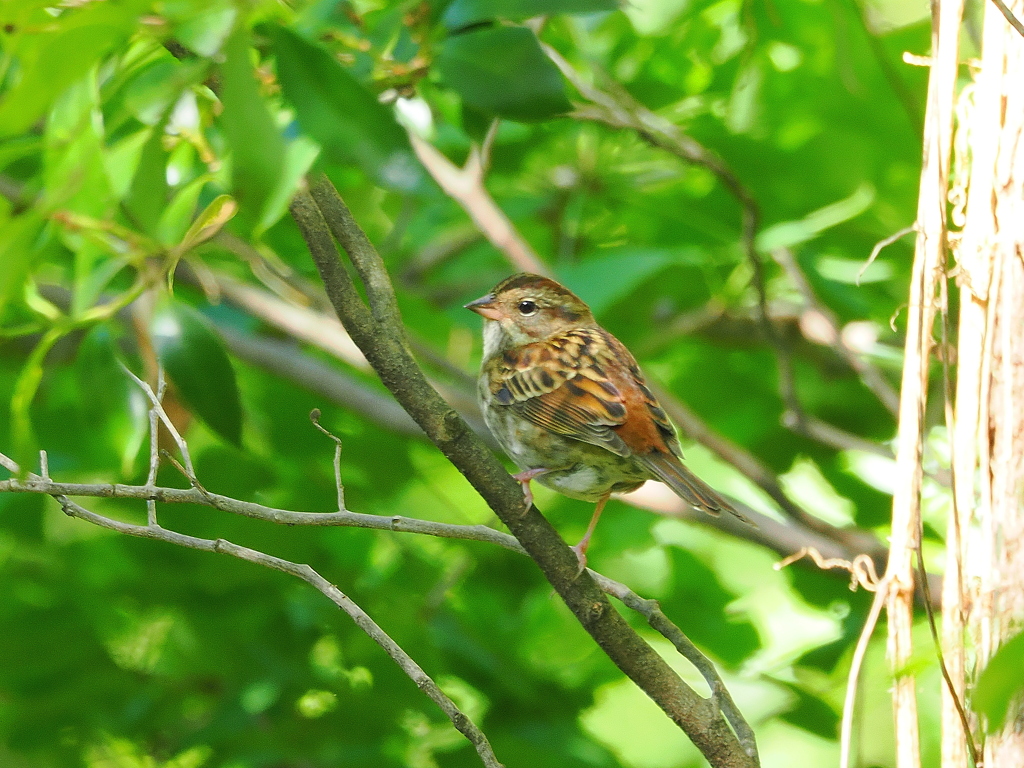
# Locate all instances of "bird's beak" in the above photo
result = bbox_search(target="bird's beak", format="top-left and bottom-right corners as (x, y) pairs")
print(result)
(464, 293), (502, 321)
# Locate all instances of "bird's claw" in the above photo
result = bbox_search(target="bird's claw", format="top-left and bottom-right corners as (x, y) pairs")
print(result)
(511, 468), (547, 514)
(570, 543), (589, 577)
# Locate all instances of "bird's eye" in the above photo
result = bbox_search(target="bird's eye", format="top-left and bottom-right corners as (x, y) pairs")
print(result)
(517, 299), (538, 316)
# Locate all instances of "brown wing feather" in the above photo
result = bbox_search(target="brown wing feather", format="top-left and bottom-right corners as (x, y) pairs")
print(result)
(488, 328), (681, 459)
(487, 327), (751, 523)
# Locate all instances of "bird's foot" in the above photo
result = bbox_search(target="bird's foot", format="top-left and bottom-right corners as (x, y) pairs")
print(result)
(511, 468), (548, 513)
(569, 541), (589, 576)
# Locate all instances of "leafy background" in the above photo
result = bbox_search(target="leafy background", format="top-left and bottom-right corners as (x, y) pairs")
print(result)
(0, 0), (963, 766)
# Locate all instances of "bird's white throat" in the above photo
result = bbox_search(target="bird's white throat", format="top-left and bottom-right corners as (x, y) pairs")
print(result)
(481, 320), (504, 360)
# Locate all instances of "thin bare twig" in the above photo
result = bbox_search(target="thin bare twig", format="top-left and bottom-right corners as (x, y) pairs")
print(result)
(145, 369), (166, 526)
(933, 273), (980, 766)
(310, 408), (346, 512)
(989, 0), (1024, 36)
(118, 361), (202, 487)
(591, 571), (758, 759)
(772, 544), (887, 768)
(0, 453), (505, 768)
(885, 0), (964, 764)
(775, 546), (880, 592)
(842, 580), (889, 768)
(860, 225), (918, 285)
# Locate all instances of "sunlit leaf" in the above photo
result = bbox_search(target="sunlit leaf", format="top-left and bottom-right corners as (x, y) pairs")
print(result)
(973, 630), (1024, 732)
(156, 174), (215, 247)
(177, 194), (238, 253)
(756, 183), (876, 251)
(0, 212), (46, 321)
(0, 0), (146, 134)
(219, 28), (287, 233)
(125, 119), (171, 235)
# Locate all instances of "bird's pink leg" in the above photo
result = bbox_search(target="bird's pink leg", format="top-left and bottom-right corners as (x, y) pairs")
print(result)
(511, 468), (549, 512)
(570, 492), (610, 574)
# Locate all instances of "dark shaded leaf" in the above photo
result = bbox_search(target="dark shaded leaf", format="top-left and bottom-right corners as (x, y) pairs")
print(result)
(777, 681), (839, 738)
(444, 0), (618, 28)
(659, 547), (760, 665)
(270, 26), (421, 191)
(436, 26), (571, 122)
(151, 300), (243, 447)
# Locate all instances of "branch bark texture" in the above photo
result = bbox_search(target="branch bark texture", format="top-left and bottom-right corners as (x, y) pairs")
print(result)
(289, 174), (758, 768)
(886, 1), (963, 766)
(951, 0), (1024, 763)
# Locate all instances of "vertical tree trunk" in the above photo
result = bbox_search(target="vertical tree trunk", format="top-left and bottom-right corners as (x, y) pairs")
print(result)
(888, 1), (962, 766)
(949, 0), (1024, 764)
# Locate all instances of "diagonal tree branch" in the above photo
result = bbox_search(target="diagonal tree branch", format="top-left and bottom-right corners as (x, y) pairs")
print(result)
(291, 174), (759, 767)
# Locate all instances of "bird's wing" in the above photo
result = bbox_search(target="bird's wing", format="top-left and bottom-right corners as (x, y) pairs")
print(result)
(487, 328), (751, 521)
(486, 328), (668, 459)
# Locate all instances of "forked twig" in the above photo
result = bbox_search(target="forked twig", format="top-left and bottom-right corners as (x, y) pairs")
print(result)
(310, 408), (346, 512)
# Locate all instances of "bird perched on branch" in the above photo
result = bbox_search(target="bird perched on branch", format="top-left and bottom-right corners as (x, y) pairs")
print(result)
(466, 273), (750, 571)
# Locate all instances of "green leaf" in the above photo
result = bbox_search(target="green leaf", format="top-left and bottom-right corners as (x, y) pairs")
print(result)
(443, 0), (618, 28)
(270, 26), (421, 191)
(121, 52), (207, 127)
(0, 26), (119, 139)
(170, 0), (237, 58)
(436, 26), (571, 122)
(756, 182), (876, 252)
(0, 0), (146, 138)
(156, 174), (215, 247)
(777, 681), (839, 738)
(151, 301), (243, 447)
(255, 135), (320, 235)
(219, 28), (287, 234)
(559, 248), (699, 314)
(973, 631), (1024, 732)
(125, 119), (171, 234)
(0, 212), (46, 321)
(177, 194), (238, 253)
(43, 72), (114, 217)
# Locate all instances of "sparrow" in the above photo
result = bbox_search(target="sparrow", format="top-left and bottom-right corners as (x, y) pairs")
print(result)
(466, 273), (749, 571)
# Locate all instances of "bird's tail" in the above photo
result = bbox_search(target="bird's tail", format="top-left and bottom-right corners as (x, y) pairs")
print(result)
(637, 452), (753, 525)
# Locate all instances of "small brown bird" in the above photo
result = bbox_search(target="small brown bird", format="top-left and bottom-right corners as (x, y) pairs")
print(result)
(466, 273), (749, 570)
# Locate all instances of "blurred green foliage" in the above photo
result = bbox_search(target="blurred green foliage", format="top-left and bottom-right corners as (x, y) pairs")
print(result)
(0, 0), (949, 766)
